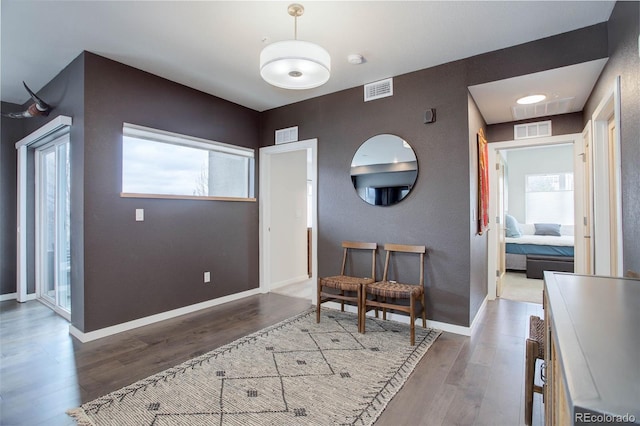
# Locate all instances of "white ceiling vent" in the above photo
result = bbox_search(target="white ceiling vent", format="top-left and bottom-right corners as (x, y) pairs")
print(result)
(275, 126), (298, 144)
(364, 78), (393, 102)
(514, 120), (552, 140)
(511, 97), (573, 121)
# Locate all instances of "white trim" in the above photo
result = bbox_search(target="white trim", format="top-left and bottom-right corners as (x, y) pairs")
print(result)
(259, 139), (318, 305)
(69, 288), (261, 342)
(1, 292), (37, 302)
(269, 275), (312, 290)
(324, 296), (488, 337)
(15, 115), (72, 149)
(17, 145), (28, 302)
(15, 115), (72, 303)
(591, 77), (623, 276)
(469, 296), (488, 334)
(123, 122), (254, 158)
(577, 121), (594, 274)
(0, 293), (17, 301)
(487, 133), (583, 300)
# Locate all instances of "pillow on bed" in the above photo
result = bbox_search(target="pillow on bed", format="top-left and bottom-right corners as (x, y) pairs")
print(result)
(534, 223), (562, 236)
(505, 214), (522, 237)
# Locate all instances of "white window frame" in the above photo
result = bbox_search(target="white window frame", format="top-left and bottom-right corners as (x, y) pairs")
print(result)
(121, 123), (255, 202)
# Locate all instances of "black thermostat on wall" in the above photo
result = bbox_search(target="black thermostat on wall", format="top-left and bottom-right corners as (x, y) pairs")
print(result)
(424, 108), (436, 124)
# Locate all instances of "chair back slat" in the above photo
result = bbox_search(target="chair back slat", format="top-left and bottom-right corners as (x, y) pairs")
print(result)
(384, 243), (426, 254)
(343, 241), (377, 250)
(370, 249), (377, 281)
(340, 241), (378, 277)
(382, 250), (392, 281)
(340, 247), (348, 275)
(382, 244), (426, 284)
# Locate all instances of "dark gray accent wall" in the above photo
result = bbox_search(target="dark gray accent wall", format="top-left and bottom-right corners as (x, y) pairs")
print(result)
(0, 52), (261, 333)
(486, 112), (584, 143)
(260, 24), (609, 327)
(0, 103), (24, 295)
(82, 53), (260, 332)
(584, 1), (640, 275)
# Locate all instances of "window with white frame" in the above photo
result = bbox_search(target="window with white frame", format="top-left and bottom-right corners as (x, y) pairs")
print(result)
(525, 172), (574, 225)
(122, 123), (254, 199)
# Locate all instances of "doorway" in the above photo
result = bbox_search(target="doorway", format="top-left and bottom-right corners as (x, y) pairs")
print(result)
(259, 139), (317, 303)
(16, 116), (72, 305)
(35, 135), (71, 319)
(487, 133), (585, 300)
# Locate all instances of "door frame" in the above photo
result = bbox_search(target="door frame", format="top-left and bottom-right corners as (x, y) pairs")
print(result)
(591, 76), (623, 276)
(259, 139), (318, 304)
(15, 115), (72, 303)
(34, 136), (72, 320)
(487, 133), (584, 300)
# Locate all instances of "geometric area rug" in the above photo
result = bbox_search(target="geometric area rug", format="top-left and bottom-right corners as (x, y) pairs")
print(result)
(68, 308), (441, 425)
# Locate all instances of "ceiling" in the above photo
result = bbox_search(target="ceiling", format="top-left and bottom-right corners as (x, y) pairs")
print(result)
(1, 1), (615, 122)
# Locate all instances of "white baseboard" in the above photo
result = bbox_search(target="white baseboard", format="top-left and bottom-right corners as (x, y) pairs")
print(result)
(270, 275), (311, 290)
(1, 292), (37, 302)
(321, 300), (487, 337)
(469, 296), (489, 335)
(69, 288), (262, 343)
(67, 290), (490, 343)
(0, 292), (17, 301)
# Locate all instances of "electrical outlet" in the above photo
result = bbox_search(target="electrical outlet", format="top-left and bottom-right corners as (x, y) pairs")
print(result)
(204, 271), (211, 283)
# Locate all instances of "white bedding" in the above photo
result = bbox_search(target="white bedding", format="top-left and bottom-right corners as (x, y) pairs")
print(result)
(506, 235), (574, 247)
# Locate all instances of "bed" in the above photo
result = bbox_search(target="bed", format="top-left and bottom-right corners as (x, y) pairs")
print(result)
(505, 221), (574, 271)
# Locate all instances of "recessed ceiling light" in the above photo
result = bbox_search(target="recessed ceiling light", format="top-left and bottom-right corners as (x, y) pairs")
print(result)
(516, 94), (547, 105)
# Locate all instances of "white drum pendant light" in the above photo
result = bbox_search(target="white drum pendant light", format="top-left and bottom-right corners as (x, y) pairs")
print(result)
(260, 4), (330, 90)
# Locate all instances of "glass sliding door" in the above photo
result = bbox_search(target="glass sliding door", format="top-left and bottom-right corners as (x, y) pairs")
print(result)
(36, 135), (71, 318)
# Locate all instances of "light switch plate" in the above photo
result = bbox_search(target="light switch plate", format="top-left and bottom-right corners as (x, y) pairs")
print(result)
(135, 209), (144, 221)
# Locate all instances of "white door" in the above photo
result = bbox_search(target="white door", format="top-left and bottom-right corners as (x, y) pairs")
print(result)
(496, 153), (506, 297)
(35, 135), (71, 319)
(578, 122), (594, 274)
(259, 139), (318, 303)
(591, 77), (623, 276)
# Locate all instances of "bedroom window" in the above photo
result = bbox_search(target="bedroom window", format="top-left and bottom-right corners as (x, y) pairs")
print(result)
(121, 123), (255, 201)
(525, 172), (573, 225)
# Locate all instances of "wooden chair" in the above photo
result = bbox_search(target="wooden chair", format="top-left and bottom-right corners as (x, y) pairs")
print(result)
(361, 244), (426, 345)
(525, 315), (545, 425)
(316, 241), (377, 333)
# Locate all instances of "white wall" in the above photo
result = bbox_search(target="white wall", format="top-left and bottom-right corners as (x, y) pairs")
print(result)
(505, 144), (574, 223)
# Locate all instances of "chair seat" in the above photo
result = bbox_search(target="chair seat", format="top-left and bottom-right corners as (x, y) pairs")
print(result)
(366, 281), (424, 298)
(320, 275), (374, 291)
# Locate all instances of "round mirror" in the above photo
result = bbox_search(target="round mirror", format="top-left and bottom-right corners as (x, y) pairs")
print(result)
(350, 134), (418, 206)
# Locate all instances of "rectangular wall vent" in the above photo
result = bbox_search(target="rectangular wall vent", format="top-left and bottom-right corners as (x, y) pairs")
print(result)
(364, 78), (393, 102)
(511, 97), (573, 121)
(275, 126), (298, 144)
(514, 120), (552, 140)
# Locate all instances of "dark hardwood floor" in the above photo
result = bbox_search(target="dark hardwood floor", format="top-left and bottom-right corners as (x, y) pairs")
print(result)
(0, 293), (543, 426)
